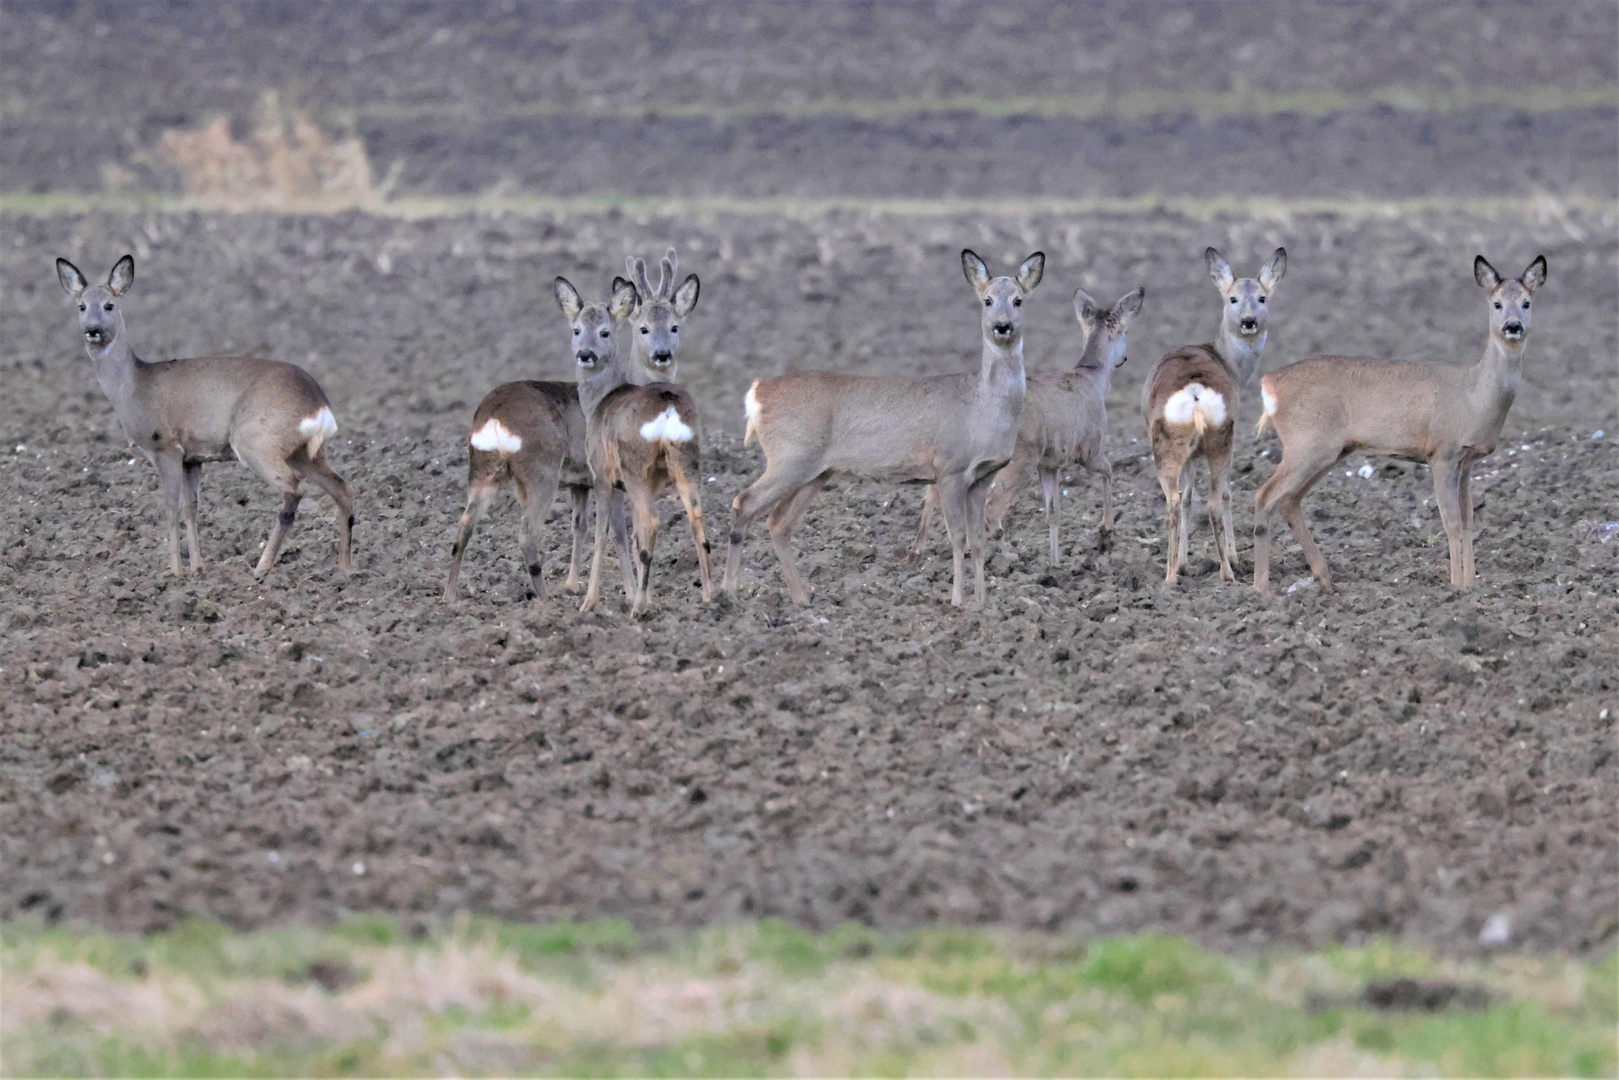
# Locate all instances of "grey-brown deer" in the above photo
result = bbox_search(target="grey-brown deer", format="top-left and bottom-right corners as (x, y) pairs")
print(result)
(443, 248), (691, 601)
(55, 255), (354, 578)
(1252, 254), (1546, 594)
(724, 250), (1044, 607)
(908, 284), (1144, 567)
(566, 259), (713, 616)
(1143, 247), (1286, 584)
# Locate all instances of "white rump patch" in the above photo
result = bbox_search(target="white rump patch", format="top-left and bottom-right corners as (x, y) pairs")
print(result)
(1163, 383), (1226, 428)
(298, 406), (338, 455)
(640, 407), (694, 443)
(469, 417), (522, 455)
(1261, 384), (1277, 418)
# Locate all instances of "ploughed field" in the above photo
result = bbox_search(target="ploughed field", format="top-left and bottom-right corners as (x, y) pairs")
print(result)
(2, 206), (1615, 954)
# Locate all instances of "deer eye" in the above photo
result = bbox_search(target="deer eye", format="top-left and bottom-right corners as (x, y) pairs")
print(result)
(640, 327), (649, 334)
(104, 303), (114, 311)
(670, 326), (679, 333)
(78, 304), (86, 312)
(599, 328), (610, 338)
(1259, 296), (1266, 303)
(1012, 297), (1022, 307)
(1521, 301), (1530, 309)
(1229, 297), (1238, 304)
(573, 327), (581, 335)
(983, 298), (992, 307)
(1494, 302), (1503, 310)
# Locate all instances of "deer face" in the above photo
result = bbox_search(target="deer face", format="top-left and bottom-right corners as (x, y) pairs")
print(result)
(626, 249), (699, 374)
(555, 275), (638, 373)
(1476, 255), (1545, 345)
(1208, 247), (1285, 340)
(58, 255), (133, 352)
(963, 250), (1044, 349)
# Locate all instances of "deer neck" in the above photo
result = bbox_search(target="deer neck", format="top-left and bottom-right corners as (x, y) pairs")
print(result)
(1464, 335), (1523, 431)
(576, 352), (639, 420)
(1073, 331), (1121, 388)
(979, 337), (1027, 397)
(1215, 323), (1265, 385)
(85, 331), (142, 425)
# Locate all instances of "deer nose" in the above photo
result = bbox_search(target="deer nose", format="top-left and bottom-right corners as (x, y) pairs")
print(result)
(992, 321), (1013, 335)
(1240, 317), (1258, 331)
(1503, 321), (1523, 335)
(84, 327), (106, 343)
(576, 350), (598, 365)
(652, 350), (673, 365)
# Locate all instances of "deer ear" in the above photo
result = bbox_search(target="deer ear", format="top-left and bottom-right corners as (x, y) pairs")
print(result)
(609, 278), (639, 321)
(1016, 252), (1045, 292)
(961, 249), (991, 294)
(1072, 286), (1099, 325)
(107, 254), (134, 296)
(1521, 255), (1547, 294)
(1474, 256), (1501, 290)
(1115, 286), (1146, 324)
(1206, 248), (1235, 293)
(57, 258), (89, 297)
(1259, 248), (1286, 292)
(672, 274), (699, 317)
(554, 276), (583, 320)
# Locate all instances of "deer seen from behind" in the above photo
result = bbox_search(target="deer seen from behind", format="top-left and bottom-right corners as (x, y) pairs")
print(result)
(1252, 254), (1547, 594)
(908, 283), (1144, 567)
(55, 255), (354, 579)
(725, 249), (1044, 607)
(1143, 247), (1286, 584)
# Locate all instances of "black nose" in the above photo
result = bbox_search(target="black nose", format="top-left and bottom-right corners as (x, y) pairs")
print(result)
(992, 322), (1013, 334)
(653, 350), (672, 364)
(576, 350), (597, 364)
(85, 327), (106, 341)
(1240, 318), (1257, 330)
(1504, 322), (1523, 334)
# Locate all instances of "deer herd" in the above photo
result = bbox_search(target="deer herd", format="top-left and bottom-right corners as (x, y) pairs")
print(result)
(53, 244), (1548, 612)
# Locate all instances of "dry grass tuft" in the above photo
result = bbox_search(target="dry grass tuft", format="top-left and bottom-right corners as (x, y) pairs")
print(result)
(156, 90), (389, 211)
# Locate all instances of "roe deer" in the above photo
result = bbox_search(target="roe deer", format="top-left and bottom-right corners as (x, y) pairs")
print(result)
(1252, 254), (1546, 594)
(55, 255), (354, 578)
(908, 284), (1144, 567)
(443, 249), (691, 601)
(1144, 247), (1286, 584)
(566, 261), (713, 616)
(725, 249), (1044, 607)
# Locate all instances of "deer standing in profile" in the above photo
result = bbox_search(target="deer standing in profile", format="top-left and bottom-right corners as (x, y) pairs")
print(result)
(908, 284), (1144, 567)
(565, 256), (713, 616)
(444, 249), (693, 601)
(55, 255), (354, 578)
(725, 250), (1044, 607)
(1252, 255), (1546, 594)
(1144, 247), (1286, 584)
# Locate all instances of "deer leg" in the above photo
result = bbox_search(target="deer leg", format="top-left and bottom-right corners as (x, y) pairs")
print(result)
(666, 447), (714, 603)
(1039, 467), (1060, 566)
(564, 485), (591, 593)
(445, 477), (499, 599)
(607, 488), (639, 605)
(1279, 492), (1334, 591)
(152, 452), (187, 576)
(766, 473), (829, 607)
(295, 452), (356, 577)
(1205, 455), (1236, 583)
(1457, 467), (1476, 587)
(1091, 455), (1115, 551)
(936, 473), (970, 607)
(181, 461), (204, 572)
(966, 470), (1001, 604)
(626, 486), (661, 616)
(1156, 463), (1183, 584)
(511, 458), (563, 599)
(725, 461), (817, 597)
(257, 493), (302, 576)
(1432, 459), (1466, 588)
(904, 485), (937, 568)
(579, 479), (614, 614)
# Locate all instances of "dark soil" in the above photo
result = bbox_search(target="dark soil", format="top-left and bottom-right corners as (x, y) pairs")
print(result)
(0, 1), (1615, 956)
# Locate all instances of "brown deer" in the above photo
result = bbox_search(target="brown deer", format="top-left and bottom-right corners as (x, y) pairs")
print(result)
(724, 250), (1044, 607)
(908, 284), (1144, 567)
(444, 248), (692, 601)
(1144, 247), (1286, 584)
(55, 255), (354, 578)
(565, 262), (713, 616)
(1252, 254), (1546, 594)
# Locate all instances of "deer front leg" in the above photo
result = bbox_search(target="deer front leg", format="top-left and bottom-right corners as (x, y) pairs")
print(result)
(936, 473), (970, 606)
(153, 453), (186, 576)
(1039, 467), (1060, 566)
(182, 460), (204, 572)
(579, 481), (614, 614)
(1457, 466), (1477, 587)
(1093, 456), (1114, 552)
(1432, 458), (1467, 588)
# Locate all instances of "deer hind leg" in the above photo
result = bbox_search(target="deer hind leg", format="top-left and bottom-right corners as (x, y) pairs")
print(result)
(1155, 458), (1185, 584)
(725, 458), (818, 598)
(666, 447), (714, 603)
(295, 452), (357, 576)
(766, 472), (829, 607)
(905, 485), (937, 569)
(1039, 466), (1060, 566)
(511, 457), (563, 599)
(1205, 452), (1236, 583)
(564, 485), (591, 592)
(1090, 454), (1115, 551)
(605, 488), (638, 604)
(232, 444), (304, 577)
(445, 475), (499, 599)
(626, 485), (662, 616)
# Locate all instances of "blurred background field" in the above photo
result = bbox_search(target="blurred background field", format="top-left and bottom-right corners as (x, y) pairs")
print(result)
(6, 916), (1616, 1077)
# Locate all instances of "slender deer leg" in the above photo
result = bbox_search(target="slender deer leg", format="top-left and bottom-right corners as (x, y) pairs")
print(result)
(1156, 464), (1182, 584)
(182, 460), (204, 572)
(295, 453), (355, 576)
(1279, 491), (1333, 591)
(579, 478), (615, 614)
(626, 485), (661, 616)
(604, 488), (638, 605)
(725, 460), (817, 595)
(1175, 460), (1194, 577)
(666, 448), (714, 603)
(936, 473), (970, 607)
(154, 453), (186, 576)
(766, 473), (829, 606)
(445, 479), (498, 598)
(564, 485), (591, 592)
(257, 492), (302, 576)
(1092, 456), (1114, 551)
(1457, 466), (1476, 586)
(511, 457), (563, 599)
(1206, 454), (1236, 583)
(983, 450), (1029, 544)
(966, 469), (1001, 604)
(1432, 458), (1466, 588)
(905, 486), (937, 568)
(1039, 466), (1060, 566)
